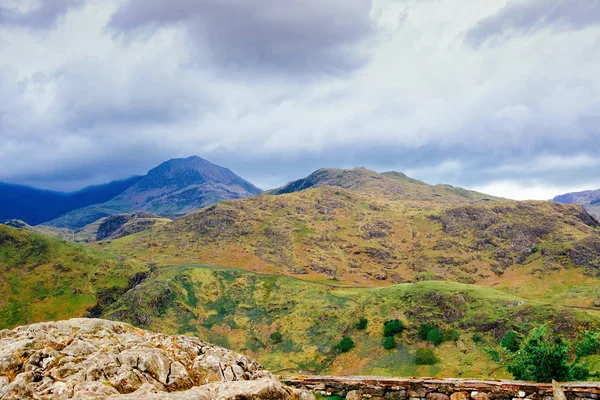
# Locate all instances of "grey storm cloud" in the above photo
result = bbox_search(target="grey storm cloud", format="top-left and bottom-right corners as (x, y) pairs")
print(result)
(0, 0), (84, 28)
(465, 0), (600, 47)
(1, 0), (599, 199)
(107, 0), (376, 74)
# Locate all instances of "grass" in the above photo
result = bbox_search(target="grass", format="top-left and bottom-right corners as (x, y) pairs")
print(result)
(97, 185), (600, 310)
(99, 264), (600, 379)
(0, 225), (146, 329)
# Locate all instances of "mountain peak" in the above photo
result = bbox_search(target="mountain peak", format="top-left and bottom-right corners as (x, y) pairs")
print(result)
(44, 157), (262, 229)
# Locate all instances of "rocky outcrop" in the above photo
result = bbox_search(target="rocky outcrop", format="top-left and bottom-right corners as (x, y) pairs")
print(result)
(96, 212), (162, 240)
(0, 318), (311, 400)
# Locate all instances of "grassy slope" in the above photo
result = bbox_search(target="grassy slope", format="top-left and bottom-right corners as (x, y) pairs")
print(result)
(101, 264), (600, 379)
(0, 225), (145, 329)
(100, 185), (600, 307)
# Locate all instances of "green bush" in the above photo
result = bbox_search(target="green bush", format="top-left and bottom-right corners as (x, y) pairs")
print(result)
(426, 328), (444, 346)
(336, 337), (355, 352)
(418, 323), (434, 340)
(356, 317), (368, 330)
(383, 319), (406, 337)
(575, 331), (600, 357)
(383, 336), (397, 350)
(507, 325), (588, 382)
(472, 333), (483, 343)
(444, 329), (460, 342)
(501, 330), (520, 352)
(269, 331), (283, 344)
(415, 348), (437, 365)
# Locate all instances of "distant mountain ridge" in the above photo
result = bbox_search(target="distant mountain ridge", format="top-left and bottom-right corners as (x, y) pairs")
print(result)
(44, 156), (262, 229)
(554, 189), (600, 219)
(0, 176), (142, 225)
(269, 167), (499, 202)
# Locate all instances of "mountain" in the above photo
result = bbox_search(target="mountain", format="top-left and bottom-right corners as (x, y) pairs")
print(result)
(44, 156), (263, 229)
(269, 167), (498, 202)
(554, 189), (600, 219)
(100, 167), (599, 303)
(0, 176), (142, 225)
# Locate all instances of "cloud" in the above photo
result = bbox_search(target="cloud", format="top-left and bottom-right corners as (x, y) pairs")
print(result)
(0, 0), (85, 28)
(465, 0), (600, 47)
(1, 0), (600, 200)
(107, 0), (376, 74)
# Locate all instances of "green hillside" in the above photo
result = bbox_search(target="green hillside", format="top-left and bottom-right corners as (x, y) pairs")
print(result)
(0, 225), (146, 329)
(100, 264), (600, 379)
(100, 182), (600, 308)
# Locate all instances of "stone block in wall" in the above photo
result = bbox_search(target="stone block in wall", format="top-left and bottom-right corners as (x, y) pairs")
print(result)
(450, 392), (470, 400)
(426, 393), (450, 400)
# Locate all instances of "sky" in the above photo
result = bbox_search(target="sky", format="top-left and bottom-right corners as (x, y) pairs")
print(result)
(1, 0), (599, 200)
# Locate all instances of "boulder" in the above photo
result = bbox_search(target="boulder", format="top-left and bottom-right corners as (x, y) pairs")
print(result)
(0, 318), (311, 400)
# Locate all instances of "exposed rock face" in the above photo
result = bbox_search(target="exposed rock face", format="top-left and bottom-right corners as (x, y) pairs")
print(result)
(0, 319), (309, 400)
(96, 212), (162, 240)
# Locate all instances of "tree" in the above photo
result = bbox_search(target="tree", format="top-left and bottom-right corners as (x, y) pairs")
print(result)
(383, 319), (406, 337)
(507, 325), (584, 382)
(426, 328), (444, 346)
(418, 323), (434, 340)
(415, 348), (438, 365)
(336, 337), (355, 352)
(356, 317), (368, 330)
(501, 330), (520, 352)
(383, 336), (397, 350)
(269, 331), (283, 344)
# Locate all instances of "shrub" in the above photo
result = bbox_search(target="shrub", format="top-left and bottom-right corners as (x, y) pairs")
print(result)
(575, 331), (600, 357)
(472, 333), (483, 343)
(426, 328), (444, 346)
(507, 324), (587, 382)
(269, 331), (283, 344)
(356, 317), (368, 330)
(383, 319), (406, 337)
(418, 323), (434, 340)
(415, 348), (437, 365)
(501, 330), (520, 352)
(383, 336), (397, 350)
(336, 337), (355, 352)
(444, 329), (460, 342)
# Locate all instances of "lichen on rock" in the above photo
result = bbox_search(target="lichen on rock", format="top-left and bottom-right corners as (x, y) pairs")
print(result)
(0, 318), (311, 400)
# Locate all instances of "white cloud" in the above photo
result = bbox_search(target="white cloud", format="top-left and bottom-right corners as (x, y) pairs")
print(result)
(0, 0), (599, 198)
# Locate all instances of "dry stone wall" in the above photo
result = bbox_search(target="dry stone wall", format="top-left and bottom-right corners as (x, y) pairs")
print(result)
(284, 375), (600, 400)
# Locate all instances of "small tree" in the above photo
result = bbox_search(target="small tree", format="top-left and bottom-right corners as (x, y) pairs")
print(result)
(383, 319), (406, 337)
(507, 325), (584, 382)
(415, 348), (438, 365)
(427, 328), (444, 346)
(336, 337), (355, 352)
(269, 331), (283, 344)
(501, 330), (520, 352)
(383, 336), (397, 350)
(418, 323), (434, 340)
(356, 317), (368, 330)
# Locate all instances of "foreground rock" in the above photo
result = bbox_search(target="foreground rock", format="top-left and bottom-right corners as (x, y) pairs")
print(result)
(0, 318), (311, 400)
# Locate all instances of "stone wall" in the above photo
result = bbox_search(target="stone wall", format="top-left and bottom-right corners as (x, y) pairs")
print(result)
(283, 376), (600, 400)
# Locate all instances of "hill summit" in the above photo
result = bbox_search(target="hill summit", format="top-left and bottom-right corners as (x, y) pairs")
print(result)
(44, 156), (262, 229)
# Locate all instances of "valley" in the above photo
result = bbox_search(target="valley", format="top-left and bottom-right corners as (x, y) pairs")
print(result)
(1, 159), (599, 384)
